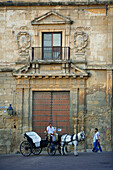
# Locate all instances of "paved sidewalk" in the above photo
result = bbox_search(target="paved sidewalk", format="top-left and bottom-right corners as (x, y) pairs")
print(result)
(0, 152), (113, 170)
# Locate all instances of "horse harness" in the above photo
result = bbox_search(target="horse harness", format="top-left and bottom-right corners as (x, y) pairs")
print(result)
(63, 134), (79, 145)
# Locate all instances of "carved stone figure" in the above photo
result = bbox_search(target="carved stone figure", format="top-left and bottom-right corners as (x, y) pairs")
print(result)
(17, 31), (31, 56)
(74, 31), (88, 54)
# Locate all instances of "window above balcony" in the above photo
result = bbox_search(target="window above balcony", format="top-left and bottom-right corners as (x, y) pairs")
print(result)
(42, 32), (62, 60)
(32, 32), (70, 61)
(31, 11), (73, 62)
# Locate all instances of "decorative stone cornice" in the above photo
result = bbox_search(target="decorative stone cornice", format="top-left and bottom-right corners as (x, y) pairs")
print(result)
(86, 65), (113, 70)
(0, 1), (112, 7)
(0, 68), (14, 72)
(1, 64), (113, 73)
(13, 61), (89, 79)
(13, 73), (88, 80)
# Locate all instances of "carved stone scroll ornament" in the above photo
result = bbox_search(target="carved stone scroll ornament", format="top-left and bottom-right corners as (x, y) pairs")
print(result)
(17, 32), (31, 56)
(74, 31), (88, 54)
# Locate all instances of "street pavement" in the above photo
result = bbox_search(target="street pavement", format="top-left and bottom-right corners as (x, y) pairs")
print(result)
(0, 151), (113, 170)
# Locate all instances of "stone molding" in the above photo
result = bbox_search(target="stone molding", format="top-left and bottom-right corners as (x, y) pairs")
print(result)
(13, 74), (88, 80)
(1, 65), (113, 72)
(75, 26), (90, 31)
(31, 11), (73, 25)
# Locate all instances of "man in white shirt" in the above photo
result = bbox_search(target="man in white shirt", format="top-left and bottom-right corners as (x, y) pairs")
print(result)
(92, 128), (102, 152)
(47, 123), (57, 141)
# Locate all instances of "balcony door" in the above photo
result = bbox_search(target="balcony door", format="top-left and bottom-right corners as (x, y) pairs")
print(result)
(42, 32), (62, 60)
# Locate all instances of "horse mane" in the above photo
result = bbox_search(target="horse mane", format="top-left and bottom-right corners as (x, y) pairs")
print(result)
(77, 131), (84, 141)
(77, 132), (81, 141)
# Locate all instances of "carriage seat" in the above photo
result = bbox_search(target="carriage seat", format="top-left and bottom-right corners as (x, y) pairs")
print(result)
(25, 131), (41, 147)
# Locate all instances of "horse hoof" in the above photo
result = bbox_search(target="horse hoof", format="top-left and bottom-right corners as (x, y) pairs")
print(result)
(61, 152), (64, 156)
(74, 153), (78, 156)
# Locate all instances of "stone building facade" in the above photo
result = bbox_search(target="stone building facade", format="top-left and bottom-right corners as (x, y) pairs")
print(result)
(0, 0), (113, 153)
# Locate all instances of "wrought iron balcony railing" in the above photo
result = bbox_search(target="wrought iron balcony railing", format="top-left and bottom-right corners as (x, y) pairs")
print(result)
(32, 47), (70, 61)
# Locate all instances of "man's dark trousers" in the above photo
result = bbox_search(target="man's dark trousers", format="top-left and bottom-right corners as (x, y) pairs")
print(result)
(92, 140), (102, 152)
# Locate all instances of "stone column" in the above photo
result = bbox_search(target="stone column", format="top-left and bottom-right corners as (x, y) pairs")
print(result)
(23, 87), (30, 132)
(15, 88), (23, 152)
(16, 88), (23, 133)
(106, 70), (112, 151)
(77, 79), (86, 151)
(29, 87), (33, 131)
(70, 88), (78, 134)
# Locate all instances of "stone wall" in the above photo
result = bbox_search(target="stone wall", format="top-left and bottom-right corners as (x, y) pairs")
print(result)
(0, 3), (112, 65)
(0, 2), (113, 153)
(0, 72), (17, 153)
(86, 70), (112, 151)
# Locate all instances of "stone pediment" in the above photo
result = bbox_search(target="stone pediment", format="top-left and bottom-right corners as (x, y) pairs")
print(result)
(31, 11), (73, 25)
(13, 61), (89, 79)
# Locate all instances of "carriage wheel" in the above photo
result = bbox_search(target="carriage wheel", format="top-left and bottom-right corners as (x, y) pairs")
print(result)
(47, 144), (56, 156)
(20, 141), (32, 157)
(32, 147), (42, 155)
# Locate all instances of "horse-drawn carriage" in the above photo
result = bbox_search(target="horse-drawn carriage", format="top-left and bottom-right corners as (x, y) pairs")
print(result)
(20, 131), (61, 156)
(20, 130), (85, 156)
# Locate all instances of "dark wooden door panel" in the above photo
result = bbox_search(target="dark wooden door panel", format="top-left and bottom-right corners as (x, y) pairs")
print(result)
(32, 92), (51, 137)
(52, 92), (70, 135)
(32, 91), (70, 138)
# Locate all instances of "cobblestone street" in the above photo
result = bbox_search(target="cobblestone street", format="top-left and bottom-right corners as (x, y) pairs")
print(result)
(0, 152), (113, 170)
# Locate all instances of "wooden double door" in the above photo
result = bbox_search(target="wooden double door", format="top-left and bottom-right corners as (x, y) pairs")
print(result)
(32, 91), (70, 138)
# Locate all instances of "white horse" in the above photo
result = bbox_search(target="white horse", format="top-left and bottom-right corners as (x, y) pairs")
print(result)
(61, 131), (85, 156)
